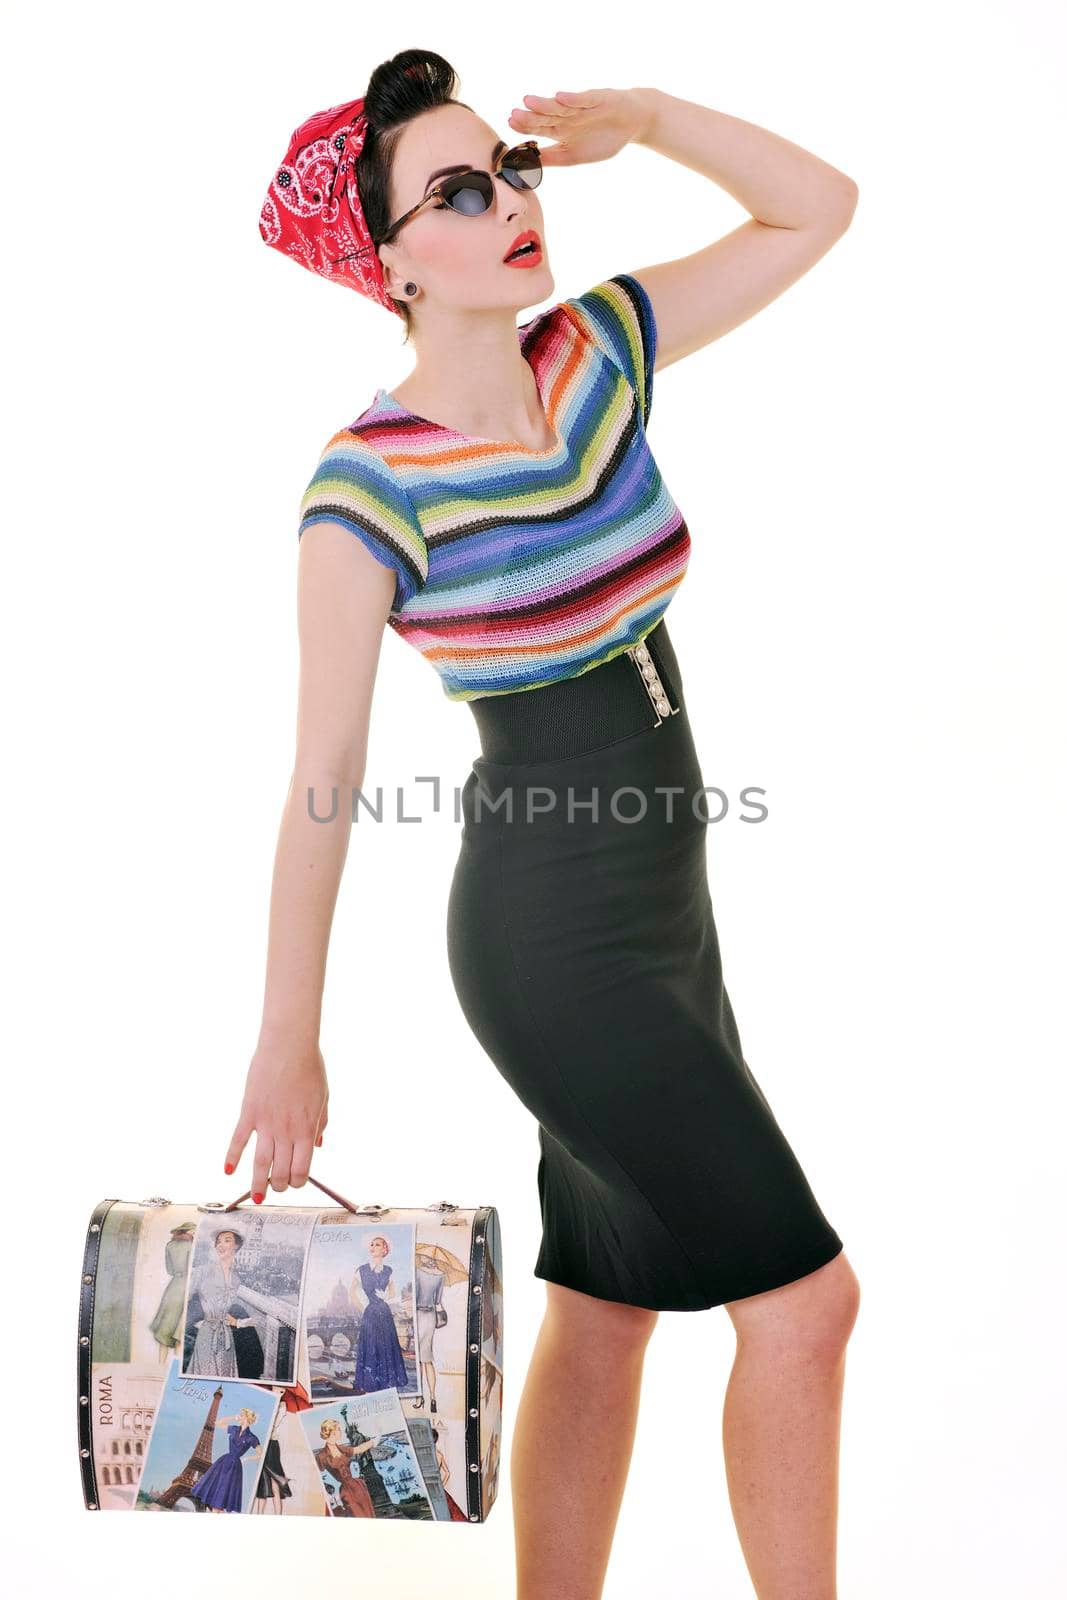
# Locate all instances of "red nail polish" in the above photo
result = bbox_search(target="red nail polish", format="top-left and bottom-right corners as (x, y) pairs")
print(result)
(224, 1162), (234, 1174)
(252, 1191), (264, 1204)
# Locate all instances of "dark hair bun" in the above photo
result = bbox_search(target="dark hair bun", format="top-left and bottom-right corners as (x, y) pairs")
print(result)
(363, 48), (460, 132)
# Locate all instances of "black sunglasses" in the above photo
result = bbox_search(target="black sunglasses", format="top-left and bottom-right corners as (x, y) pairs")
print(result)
(376, 141), (542, 249)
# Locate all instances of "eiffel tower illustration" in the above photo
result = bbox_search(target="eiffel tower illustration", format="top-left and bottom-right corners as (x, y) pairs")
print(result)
(157, 1385), (224, 1510)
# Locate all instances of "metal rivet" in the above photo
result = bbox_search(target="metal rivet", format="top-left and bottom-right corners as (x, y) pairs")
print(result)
(472, 1285), (481, 1294)
(80, 1447), (90, 1458)
(79, 1335), (90, 1346)
(469, 1342), (478, 1353)
(89, 1222), (101, 1233)
(474, 1235), (484, 1243)
(469, 1407), (478, 1417)
(83, 1273), (93, 1284)
(87, 1501), (98, 1509)
(80, 1395), (89, 1405)
(469, 1513), (479, 1520)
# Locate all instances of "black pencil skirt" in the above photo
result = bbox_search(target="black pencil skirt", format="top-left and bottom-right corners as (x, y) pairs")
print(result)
(446, 618), (844, 1311)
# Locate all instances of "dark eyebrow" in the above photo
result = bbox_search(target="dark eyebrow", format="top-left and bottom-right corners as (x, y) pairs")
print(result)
(423, 139), (507, 194)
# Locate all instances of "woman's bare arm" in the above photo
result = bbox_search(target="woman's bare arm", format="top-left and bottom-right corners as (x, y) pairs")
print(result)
(223, 521), (397, 1200)
(508, 86), (857, 367)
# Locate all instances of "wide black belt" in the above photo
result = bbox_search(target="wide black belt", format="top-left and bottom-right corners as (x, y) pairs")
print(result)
(466, 616), (685, 765)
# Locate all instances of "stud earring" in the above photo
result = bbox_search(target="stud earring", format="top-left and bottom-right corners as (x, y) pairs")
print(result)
(404, 281), (418, 296)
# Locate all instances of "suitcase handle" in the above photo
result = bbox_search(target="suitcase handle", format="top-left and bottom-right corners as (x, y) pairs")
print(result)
(219, 1173), (362, 1214)
(199, 1181), (464, 1218)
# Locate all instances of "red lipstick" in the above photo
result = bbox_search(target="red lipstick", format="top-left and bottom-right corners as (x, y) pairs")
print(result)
(502, 229), (543, 267)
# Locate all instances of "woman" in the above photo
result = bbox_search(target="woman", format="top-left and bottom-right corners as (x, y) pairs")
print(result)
(251, 1429), (292, 1514)
(414, 1244), (447, 1414)
(348, 1234), (410, 1394)
(232, 50), (861, 1594)
(148, 1222), (195, 1361)
(313, 1415), (381, 1519)
(189, 1407), (262, 1515)
(184, 1227), (260, 1380)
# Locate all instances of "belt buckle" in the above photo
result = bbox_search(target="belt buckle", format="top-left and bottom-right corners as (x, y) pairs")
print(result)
(625, 636), (679, 727)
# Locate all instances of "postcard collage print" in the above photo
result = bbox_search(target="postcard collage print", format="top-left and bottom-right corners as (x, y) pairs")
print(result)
(80, 1198), (503, 1522)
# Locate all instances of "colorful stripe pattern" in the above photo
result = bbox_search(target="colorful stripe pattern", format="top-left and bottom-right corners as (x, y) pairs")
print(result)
(297, 273), (691, 700)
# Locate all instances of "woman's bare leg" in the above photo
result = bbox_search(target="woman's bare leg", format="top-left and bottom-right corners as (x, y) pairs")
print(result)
(722, 1250), (861, 1599)
(512, 1282), (658, 1600)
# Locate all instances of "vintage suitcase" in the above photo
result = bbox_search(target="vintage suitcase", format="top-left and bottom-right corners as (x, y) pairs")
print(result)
(76, 1175), (503, 1522)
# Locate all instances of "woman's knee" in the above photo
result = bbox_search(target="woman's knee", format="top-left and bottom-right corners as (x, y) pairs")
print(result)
(725, 1250), (860, 1363)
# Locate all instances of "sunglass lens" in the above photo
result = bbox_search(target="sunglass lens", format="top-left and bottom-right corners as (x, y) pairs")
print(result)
(435, 147), (541, 217)
(502, 145), (542, 189)
(441, 172), (495, 216)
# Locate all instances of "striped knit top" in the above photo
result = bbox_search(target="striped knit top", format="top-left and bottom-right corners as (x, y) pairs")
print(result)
(297, 273), (690, 701)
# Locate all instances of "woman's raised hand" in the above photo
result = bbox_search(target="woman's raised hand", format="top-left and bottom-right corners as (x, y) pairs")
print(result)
(224, 1034), (329, 1201)
(507, 87), (654, 167)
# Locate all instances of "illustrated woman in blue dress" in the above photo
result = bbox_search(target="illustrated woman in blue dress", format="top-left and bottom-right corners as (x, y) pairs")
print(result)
(190, 1407), (262, 1514)
(348, 1233), (409, 1394)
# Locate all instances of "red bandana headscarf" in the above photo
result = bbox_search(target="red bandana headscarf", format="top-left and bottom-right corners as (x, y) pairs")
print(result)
(259, 95), (401, 316)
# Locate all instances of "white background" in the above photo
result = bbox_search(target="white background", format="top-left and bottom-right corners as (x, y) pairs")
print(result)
(4, 1), (1064, 1594)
